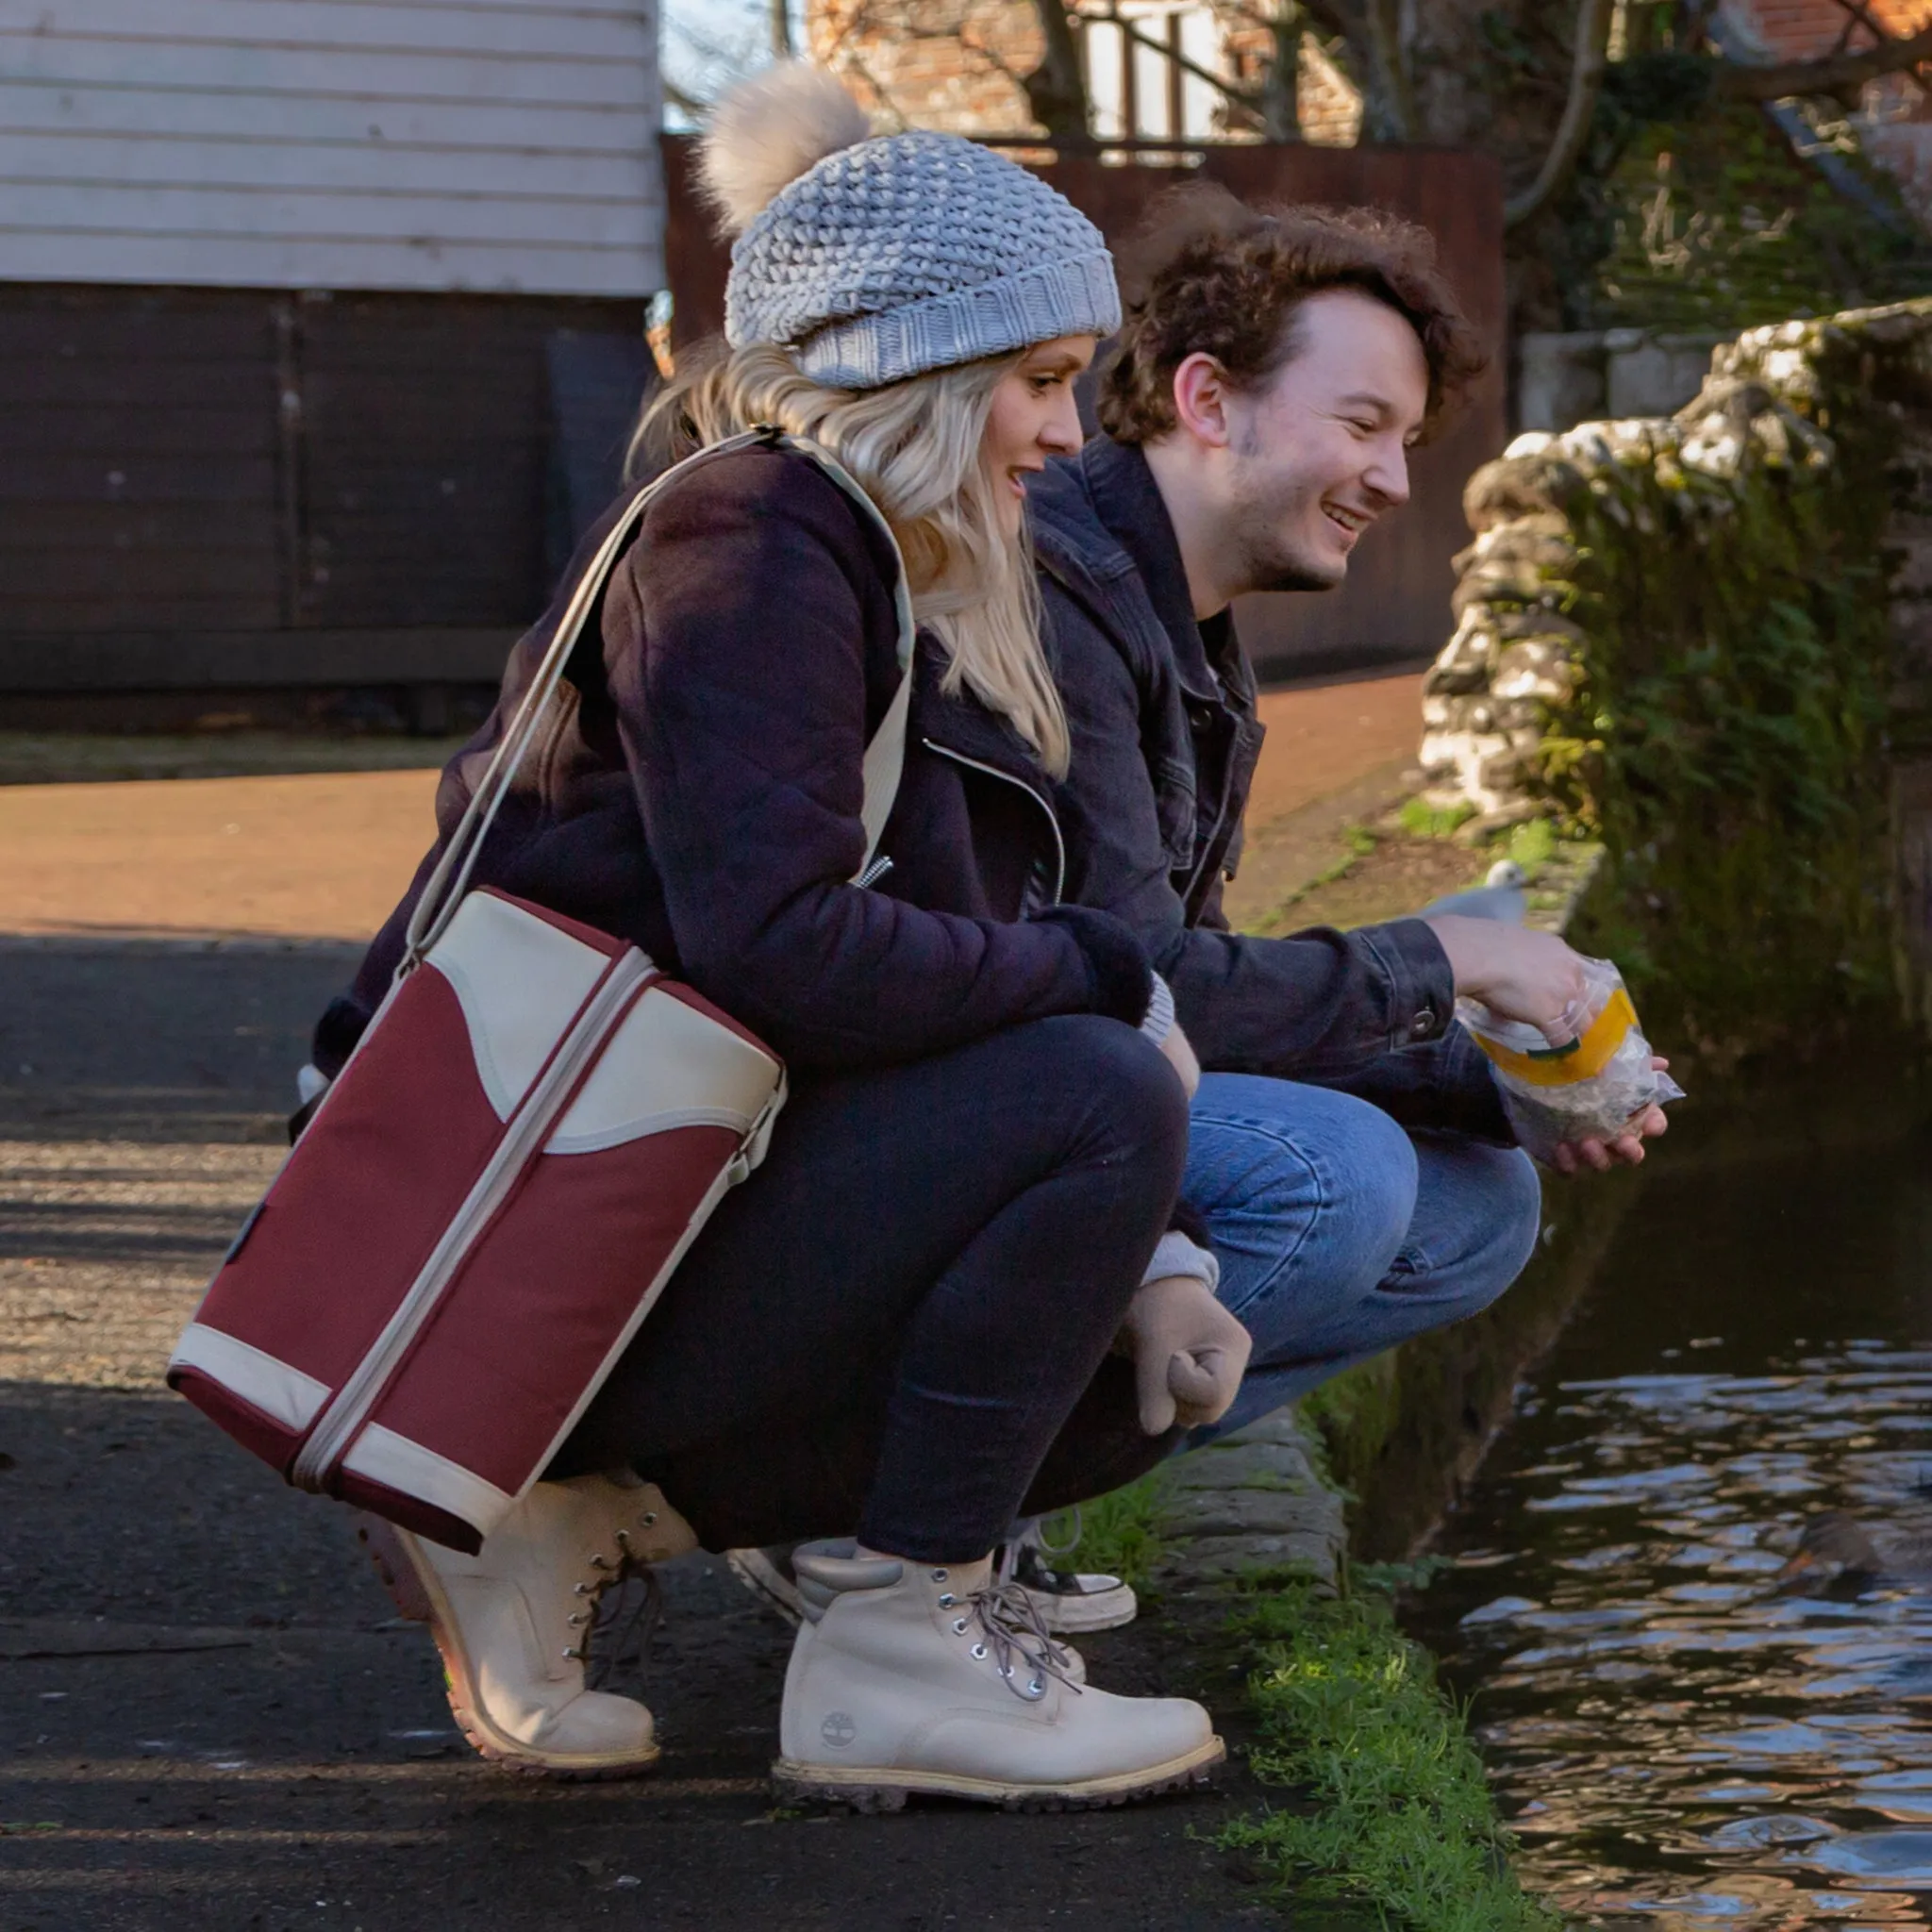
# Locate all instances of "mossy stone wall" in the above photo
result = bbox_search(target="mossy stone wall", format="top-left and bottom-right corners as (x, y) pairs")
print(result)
(1328, 301), (1932, 1554)
(1422, 297), (1932, 1063)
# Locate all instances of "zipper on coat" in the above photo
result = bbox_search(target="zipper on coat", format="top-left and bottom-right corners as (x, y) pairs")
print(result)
(921, 738), (1066, 906)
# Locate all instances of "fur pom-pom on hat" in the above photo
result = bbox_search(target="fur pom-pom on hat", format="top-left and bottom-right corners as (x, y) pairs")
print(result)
(699, 62), (872, 236)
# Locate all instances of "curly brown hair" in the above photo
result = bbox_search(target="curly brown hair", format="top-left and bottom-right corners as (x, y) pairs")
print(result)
(1097, 185), (1487, 446)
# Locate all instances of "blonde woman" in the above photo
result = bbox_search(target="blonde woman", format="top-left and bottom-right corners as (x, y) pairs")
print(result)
(314, 67), (1227, 1808)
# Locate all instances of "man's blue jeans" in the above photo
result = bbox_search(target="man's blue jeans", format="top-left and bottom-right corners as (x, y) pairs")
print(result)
(1180, 1074), (1542, 1448)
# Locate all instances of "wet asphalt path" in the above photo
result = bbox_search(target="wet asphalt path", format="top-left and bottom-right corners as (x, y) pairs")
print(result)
(0, 939), (1291, 1931)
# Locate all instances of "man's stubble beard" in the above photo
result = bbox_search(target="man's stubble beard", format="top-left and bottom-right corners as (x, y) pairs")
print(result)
(1225, 462), (1348, 598)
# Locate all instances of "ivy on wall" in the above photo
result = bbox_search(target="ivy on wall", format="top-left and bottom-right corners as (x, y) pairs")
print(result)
(1513, 317), (1922, 1057)
(1588, 103), (1931, 332)
(1424, 305), (1932, 1060)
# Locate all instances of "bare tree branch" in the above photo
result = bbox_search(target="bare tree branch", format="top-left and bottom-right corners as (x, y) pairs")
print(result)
(1022, 0), (1094, 145)
(1359, 0), (1415, 140)
(1274, 0), (1364, 42)
(818, 0), (1036, 130)
(1714, 23), (1932, 102)
(1824, 0), (1886, 59)
(1099, 1), (1263, 112)
(1504, 0), (1614, 230)
(1255, 2), (1305, 142)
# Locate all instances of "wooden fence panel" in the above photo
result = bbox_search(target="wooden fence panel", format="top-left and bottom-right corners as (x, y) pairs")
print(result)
(0, 286), (284, 635)
(0, 282), (644, 701)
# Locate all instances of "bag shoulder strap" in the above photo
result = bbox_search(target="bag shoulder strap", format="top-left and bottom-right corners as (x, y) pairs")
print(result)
(402, 428), (916, 970)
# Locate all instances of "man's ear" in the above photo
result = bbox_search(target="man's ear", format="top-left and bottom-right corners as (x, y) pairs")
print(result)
(1170, 353), (1234, 451)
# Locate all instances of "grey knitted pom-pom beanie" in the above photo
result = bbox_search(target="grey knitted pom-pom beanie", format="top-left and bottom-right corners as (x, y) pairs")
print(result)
(701, 65), (1119, 391)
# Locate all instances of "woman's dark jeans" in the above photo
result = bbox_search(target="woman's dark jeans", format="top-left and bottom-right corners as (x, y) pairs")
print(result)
(554, 1014), (1189, 1562)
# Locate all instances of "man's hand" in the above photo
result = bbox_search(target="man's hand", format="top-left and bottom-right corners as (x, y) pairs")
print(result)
(1158, 1017), (1201, 1098)
(1424, 920), (1677, 1174)
(1551, 1058), (1673, 1176)
(1422, 914), (1593, 1047)
(1120, 1274), (1251, 1434)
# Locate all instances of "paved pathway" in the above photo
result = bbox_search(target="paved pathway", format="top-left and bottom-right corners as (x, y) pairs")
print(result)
(0, 941), (1323, 1931)
(0, 679), (1405, 1925)
(0, 672), (1424, 945)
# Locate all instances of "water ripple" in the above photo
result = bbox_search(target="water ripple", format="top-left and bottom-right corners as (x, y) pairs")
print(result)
(1404, 1138), (1932, 1928)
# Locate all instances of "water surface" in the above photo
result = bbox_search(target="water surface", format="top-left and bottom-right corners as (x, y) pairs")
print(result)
(1407, 1133), (1932, 1928)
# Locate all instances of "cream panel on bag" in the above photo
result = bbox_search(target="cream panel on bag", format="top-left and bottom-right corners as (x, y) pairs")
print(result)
(547, 986), (783, 1155)
(430, 894), (611, 1120)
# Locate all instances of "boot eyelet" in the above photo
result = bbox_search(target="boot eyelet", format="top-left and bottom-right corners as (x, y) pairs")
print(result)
(574, 1582), (593, 1595)
(971, 1643), (989, 1659)
(1026, 1677), (1045, 1698)
(952, 1617), (969, 1634)
(937, 1592), (956, 1607)
(930, 1568), (948, 1582)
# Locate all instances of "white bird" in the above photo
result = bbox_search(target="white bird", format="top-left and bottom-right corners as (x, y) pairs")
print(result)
(1419, 859), (1528, 924)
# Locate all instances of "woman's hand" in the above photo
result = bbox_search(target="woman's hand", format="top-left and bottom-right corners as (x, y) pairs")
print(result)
(1422, 914), (1593, 1048)
(1158, 1018), (1201, 1099)
(1120, 1274), (1251, 1434)
(1551, 1058), (1673, 1176)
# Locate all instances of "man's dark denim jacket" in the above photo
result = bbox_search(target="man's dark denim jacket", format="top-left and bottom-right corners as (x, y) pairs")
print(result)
(1029, 434), (1512, 1141)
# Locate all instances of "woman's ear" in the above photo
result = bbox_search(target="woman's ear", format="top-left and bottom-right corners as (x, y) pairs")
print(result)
(1170, 353), (1234, 451)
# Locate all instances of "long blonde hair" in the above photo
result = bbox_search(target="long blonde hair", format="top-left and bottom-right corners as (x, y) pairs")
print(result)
(632, 341), (1070, 777)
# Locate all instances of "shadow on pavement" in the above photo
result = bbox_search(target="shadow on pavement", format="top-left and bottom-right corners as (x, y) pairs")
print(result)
(0, 941), (1296, 1930)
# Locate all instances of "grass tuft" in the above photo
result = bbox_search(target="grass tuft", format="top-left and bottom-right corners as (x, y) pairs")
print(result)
(1039, 1468), (1169, 1592)
(1221, 1575), (1559, 1932)
(1501, 816), (1557, 876)
(1397, 797), (1477, 840)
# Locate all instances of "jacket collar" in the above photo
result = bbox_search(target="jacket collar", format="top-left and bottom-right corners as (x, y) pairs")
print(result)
(1033, 437), (1226, 705)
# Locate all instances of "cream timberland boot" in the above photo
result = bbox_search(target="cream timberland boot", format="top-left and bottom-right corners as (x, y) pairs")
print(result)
(726, 1541), (1089, 1683)
(359, 1472), (696, 1778)
(771, 1540), (1223, 1811)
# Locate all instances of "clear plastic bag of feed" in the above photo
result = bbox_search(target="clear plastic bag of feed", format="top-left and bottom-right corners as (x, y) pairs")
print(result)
(1457, 956), (1685, 1165)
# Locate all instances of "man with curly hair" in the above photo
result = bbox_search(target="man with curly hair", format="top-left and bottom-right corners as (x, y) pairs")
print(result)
(999, 190), (1667, 1633)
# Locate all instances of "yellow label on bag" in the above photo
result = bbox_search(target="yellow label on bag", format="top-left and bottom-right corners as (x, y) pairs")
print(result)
(1470, 987), (1639, 1088)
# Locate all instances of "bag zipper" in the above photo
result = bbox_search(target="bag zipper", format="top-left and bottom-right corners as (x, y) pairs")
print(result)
(290, 948), (657, 1492)
(921, 739), (1065, 906)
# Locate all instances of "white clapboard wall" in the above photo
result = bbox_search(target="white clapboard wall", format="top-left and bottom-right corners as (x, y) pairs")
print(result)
(0, 0), (662, 294)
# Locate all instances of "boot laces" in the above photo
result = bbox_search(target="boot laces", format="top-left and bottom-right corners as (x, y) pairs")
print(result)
(586, 1563), (665, 1696)
(565, 1522), (665, 1693)
(965, 1576), (1081, 1702)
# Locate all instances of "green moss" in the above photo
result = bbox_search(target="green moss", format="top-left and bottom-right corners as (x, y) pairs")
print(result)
(1499, 330), (1908, 1060)
(1247, 823), (1380, 935)
(1296, 1357), (1401, 1501)
(1500, 815), (1556, 877)
(1586, 102), (1929, 332)
(1399, 797), (1477, 840)
(1223, 1575), (1560, 1932)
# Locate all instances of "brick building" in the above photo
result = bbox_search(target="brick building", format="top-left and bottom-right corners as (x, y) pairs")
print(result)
(1724, 0), (1932, 215)
(805, 2), (1359, 147)
(807, 2), (1929, 211)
